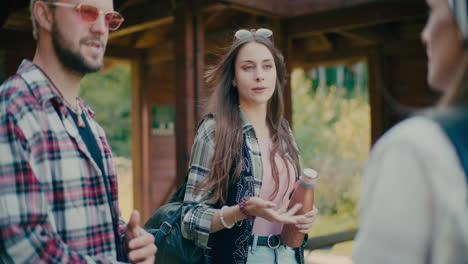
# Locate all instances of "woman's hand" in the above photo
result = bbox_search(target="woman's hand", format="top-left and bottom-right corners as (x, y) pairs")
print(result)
(243, 197), (303, 224)
(294, 206), (319, 234)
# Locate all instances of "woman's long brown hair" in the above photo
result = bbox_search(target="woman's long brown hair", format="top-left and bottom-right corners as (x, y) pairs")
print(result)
(197, 32), (301, 204)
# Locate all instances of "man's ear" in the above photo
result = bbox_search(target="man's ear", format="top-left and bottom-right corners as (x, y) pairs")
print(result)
(33, 1), (54, 33)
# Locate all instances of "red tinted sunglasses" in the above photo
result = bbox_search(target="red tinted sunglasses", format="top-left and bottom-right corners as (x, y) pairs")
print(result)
(46, 2), (124, 31)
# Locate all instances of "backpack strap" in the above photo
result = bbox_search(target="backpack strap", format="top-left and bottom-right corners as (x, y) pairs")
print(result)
(427, 108), (468, 178)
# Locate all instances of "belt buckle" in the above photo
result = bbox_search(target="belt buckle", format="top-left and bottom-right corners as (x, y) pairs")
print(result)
(160, 221), (173, 236)
(267, 234), (281, 249)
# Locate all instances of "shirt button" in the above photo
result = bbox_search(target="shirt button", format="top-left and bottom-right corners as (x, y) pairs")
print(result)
(100, 205), (107, 212)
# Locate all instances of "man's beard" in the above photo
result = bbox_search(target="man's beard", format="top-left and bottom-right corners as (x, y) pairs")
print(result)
(52, 23), (104, 75)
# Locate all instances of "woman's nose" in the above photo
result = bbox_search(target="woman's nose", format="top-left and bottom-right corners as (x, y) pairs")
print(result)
(255, 70), (265, 81)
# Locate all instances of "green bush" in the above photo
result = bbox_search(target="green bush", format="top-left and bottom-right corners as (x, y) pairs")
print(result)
(291, 67), (369, 234)
(80, 64), (132, 158)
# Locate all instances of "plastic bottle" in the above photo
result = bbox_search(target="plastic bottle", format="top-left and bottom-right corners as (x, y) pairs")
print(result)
(281, 168), (318, 248)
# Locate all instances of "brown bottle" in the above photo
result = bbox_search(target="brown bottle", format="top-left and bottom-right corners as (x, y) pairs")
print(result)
(281, 168), (318, 248)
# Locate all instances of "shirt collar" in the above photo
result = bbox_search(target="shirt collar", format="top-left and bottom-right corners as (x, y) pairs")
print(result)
(239, 106), (255, 135)
(17, 59), (95, 118)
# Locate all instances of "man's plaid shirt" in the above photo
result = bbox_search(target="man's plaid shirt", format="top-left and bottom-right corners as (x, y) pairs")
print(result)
(0, 60), (128, 263)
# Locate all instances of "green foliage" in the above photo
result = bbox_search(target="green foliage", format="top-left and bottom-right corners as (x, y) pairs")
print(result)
(80, 64), (132, 158)
(308, 64), (369, 98)
(291, 67), (370, 234)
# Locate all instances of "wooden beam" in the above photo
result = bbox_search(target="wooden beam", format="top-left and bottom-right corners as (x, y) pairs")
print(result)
(0, 4), (12, 29)
(1, 0), (28, 29)
(110, 0), (219, 40)
(2, 8), (32, 32)
(116, 0), (145, 12)
(282, 0), (424, 17)
(219, 0), (280, 18)
(109, 0), (174, 40)
(280, 0), (372, 17)
(290, 45), (370, 68)
(109, 16), (173, 40)
(134, 24), (173, 49)
(203, 6), (230, 29)
(383, 40), (426, 57)
(286, 1), (427, 39)
(292, 34), (334, 54)
(305, 229), (357, 250)
(395, 18), (426, 40)
(337, 25), (396, 44)
(200, 3), (228, 14)
(105, 45), (144, 59)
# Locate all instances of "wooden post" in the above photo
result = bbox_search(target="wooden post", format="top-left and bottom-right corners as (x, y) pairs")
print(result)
(274, 19), (293, 126)
(131, 54), (152, 221)
(194, 15), (205, 124)
(174, 2), (204, 186)
(368, 47), (385, 145)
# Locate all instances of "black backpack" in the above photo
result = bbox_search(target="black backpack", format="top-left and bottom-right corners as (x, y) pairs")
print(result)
(143, 115), (214, 264)
(143, 175), (206, 264)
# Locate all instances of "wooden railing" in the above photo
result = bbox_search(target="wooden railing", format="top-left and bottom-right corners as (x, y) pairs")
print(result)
(305, 228), (358, 250)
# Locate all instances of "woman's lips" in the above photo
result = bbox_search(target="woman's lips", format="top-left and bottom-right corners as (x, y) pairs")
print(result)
(252, 86), (267, 91)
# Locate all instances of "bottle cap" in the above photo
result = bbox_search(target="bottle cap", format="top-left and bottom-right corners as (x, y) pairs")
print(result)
(303, 168), (318, 179)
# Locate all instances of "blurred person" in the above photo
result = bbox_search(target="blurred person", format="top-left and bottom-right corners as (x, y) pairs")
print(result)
(0, 0), (156, 262)
(180, 29), (318, 264)
(353, 0), (468, 263)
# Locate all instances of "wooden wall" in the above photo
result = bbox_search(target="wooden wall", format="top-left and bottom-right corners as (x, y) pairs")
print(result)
(145, 59), (177, 218)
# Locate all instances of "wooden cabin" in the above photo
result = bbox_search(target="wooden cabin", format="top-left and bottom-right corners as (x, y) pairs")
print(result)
(1, 0), (434, 227)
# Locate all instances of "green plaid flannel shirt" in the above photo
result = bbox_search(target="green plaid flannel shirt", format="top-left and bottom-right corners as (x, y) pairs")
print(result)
(181, 109), (301, 249)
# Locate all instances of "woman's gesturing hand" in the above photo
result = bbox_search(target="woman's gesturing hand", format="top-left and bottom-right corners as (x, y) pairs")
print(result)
(243, 197), (303, 224)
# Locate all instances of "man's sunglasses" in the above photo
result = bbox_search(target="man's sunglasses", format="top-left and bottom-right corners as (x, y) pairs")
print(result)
(46, 2), (124, 31)
(234, 28), (273, 40)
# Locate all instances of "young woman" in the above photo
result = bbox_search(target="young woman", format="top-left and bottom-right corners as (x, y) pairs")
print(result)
(353, 0), (468, 263)
(181, 29), (318, 264)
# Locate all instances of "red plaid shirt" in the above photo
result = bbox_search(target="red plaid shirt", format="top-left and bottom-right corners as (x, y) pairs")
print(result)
(0, 60), (128, 263)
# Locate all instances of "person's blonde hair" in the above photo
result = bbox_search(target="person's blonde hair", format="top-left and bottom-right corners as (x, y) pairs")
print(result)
(30, 0), (56, 40)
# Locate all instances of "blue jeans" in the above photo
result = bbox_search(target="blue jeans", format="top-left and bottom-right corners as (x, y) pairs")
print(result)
(246, 235), (298, 264)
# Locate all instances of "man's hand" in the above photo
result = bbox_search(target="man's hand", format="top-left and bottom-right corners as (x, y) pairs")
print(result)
(126, 210), (157, 264)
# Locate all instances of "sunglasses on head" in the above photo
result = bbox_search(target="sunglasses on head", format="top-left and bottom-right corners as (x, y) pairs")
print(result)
(234, 28), (273, 40)
(46, 1), (124, 31)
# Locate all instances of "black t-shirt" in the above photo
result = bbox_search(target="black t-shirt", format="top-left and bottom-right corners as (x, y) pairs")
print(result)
(67, 107), (105, 174)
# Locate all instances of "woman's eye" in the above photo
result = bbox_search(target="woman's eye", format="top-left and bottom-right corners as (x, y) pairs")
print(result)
(243, 65), (254, 70)
(263, 64), (273, 69)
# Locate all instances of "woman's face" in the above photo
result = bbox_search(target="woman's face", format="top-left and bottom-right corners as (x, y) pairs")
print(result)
(422, 0), (464, 91)
(233, 42), (277, 108)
